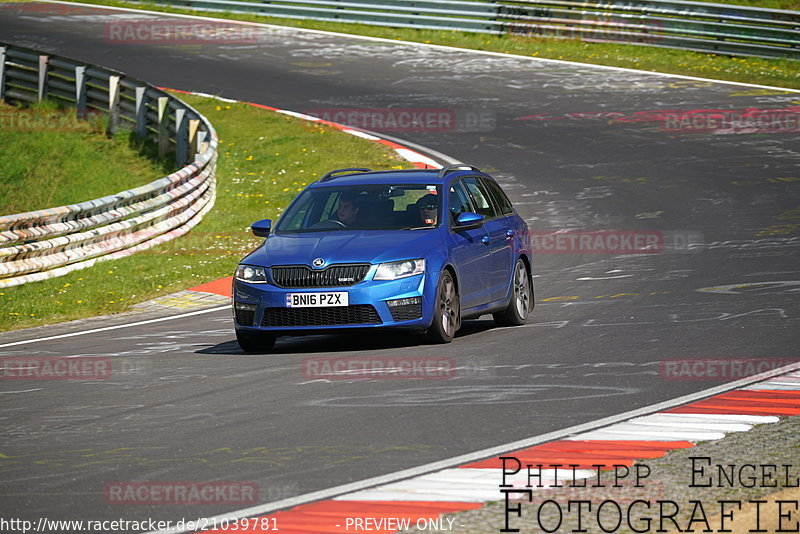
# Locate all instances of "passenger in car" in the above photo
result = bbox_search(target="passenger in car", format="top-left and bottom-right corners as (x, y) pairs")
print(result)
(416, 194), (438, 226)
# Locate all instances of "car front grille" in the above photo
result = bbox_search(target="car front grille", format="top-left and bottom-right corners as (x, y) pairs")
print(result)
(389, 303), (423, 322)
(270, 264), (370, 288)
(261, 305), (382, 327)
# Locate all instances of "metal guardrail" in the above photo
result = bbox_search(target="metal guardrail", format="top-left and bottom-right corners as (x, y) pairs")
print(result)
(0, 43), (219, 288)
(145, 0), (800, 59)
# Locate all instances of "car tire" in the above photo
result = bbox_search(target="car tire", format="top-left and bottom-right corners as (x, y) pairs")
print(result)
(236, 331), (277, 353)
(426, 270), (460, 344)
(493, 259), (532, 326)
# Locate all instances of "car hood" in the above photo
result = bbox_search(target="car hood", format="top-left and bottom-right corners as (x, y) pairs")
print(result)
(242, 229), (443, 268)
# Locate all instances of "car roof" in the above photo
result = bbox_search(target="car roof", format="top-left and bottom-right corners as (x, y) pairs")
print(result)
(308, 168), (489, 188)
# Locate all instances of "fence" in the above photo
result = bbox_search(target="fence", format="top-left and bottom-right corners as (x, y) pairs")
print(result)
(0, 43), (219, 288)
(146, 0), (799, 59)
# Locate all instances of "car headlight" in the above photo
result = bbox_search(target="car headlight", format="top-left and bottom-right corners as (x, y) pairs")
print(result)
(374, 259), (425, 280)
(235, 264), (268, 284)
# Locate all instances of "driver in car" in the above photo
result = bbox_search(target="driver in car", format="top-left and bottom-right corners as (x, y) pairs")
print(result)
(335, 193), (360, 226)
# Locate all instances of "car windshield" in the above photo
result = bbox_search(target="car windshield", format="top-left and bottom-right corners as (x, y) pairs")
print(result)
(275, 184), (442, 233)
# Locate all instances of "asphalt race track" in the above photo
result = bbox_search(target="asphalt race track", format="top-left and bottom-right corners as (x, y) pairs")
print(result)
(1, 3), (799, 527)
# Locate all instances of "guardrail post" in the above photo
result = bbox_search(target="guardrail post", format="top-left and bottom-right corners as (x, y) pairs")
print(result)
(0, 47), (6, 103)
(157, 96), (170, 158)
(175, 108), (188, 167)
(75, 66), (87, 119)
(196, 130), (208, 160)
(134, 86), (147, 138)
(0, 43), (219, 288)
(107, 75), (120, 134)
(188, 119), (200, 162)
(38, 54), (49, 102)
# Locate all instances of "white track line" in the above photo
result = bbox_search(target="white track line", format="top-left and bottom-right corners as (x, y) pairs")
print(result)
(1, 98), (458, 350)
(148, 361), (800, 534)
(0, 305), (229, 349)
(40, 0), (800, 94)
(335, 468), (596, 502)
(15, 4), (797, 530)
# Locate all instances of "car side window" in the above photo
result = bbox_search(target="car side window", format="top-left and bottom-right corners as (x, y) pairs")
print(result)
(448, 181), (473, 224)
(281, 191), (320, 231)
(462, 177), (497, 219)
(482, 178), (514, 216)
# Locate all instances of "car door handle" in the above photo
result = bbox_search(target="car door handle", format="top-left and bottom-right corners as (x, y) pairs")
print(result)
(506, 230), (514, 240)
(482, 236), (490, 244)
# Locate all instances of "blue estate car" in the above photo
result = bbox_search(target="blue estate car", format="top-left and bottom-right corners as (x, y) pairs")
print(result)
(233, 165), (533, 352)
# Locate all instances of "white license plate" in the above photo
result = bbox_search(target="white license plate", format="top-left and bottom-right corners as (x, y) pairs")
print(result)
(285, 292), (349, 308)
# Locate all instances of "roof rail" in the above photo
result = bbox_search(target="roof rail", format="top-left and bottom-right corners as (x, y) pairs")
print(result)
(319, 168), (373, 182)
(437, 164), (481, 179)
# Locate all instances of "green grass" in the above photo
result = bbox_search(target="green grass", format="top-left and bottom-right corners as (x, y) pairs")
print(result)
(0, 93), (408, 331)
(55, 0), (800, 90)
(3, 1), (798, 331)
(0, 100), (171, 214)
(691, 0), (799, 9)
(501, 0), (800, 9)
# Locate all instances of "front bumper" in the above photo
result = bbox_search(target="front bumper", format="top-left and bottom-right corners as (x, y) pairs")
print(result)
(233, 267), (432, 335)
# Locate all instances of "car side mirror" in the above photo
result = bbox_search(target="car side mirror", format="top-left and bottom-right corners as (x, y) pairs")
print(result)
(251, 219), (272, 238)
(454, 212), (484, 229)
